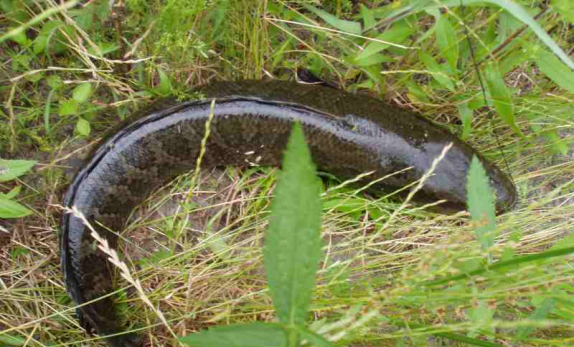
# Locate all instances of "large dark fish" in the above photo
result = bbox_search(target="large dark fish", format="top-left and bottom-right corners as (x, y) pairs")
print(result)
(60, 80), (517, 347)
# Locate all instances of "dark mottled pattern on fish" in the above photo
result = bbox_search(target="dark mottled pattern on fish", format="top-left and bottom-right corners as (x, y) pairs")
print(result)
(60, 80), (517, 347)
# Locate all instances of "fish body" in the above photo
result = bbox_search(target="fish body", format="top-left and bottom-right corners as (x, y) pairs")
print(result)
(60, 80), (517, 347)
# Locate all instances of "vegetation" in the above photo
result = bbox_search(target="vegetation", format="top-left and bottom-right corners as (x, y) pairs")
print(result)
(1, 1), (573, 346)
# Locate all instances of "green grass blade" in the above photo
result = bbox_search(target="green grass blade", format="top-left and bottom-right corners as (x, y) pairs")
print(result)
(425, 246), (574, 286)
(467, 156), (496, 251)
(0, 0), (78, 44)
(434, 331), (505, 347)
(264, 122), (322, 326)
(391, 321), (506, 347)
(179, 323), (287, 347)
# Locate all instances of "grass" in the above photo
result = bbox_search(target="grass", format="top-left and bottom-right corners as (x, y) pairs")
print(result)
(1, 0), (574, 346)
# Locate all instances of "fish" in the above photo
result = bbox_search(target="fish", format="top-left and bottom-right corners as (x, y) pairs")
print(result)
(60, 80), (517, 347)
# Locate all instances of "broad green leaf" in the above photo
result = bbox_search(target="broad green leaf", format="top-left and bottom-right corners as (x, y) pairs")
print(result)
(58, 100), (78, 116)
(155, 69), (172, 96)
(535, 49), (574, 93)
(420, 51), (455, 91)
(264, 122), (322, 326)
(0, 197), (32, 218)
(9, 28), (30, 46)
(72, 82), (92, 103)
(75, 118), (91, 137)
(180, 323), (286, 347)
(467, 156), (497, 251)
(350, 53), (393, 67)
(360, 4), (375, 30)
(484, 64), (522, 136)
(0, 159), (36, 182)
(33, 34), (48, 54)
(303, 4), (361, 35)
(356, 20), (413, 61)
(435, 14), (459, 72)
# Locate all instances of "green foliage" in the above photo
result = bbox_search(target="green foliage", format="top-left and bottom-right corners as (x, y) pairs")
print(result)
(467, 156), (497, 251)
(264, 123), (322, 327)
(485, 63), (522, 136)
(0, 159), (35, 218)
(0, 333), (26, 346)
(535, 49), (574, 93)
(181, 123), (326, 347)
(180, 323), (287, 347)
(2, 1), (574, 346)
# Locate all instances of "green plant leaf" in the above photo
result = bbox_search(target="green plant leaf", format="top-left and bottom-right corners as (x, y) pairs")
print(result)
(425, 246), (574, 286)
(0, 196), (32, 219)
(423, 0), (574, 70)
(303, 4), (361, 35)
(349, 53), (393, 67)
(435, 14), (459, 72)
(155, 69), (172, 96)
(355, 20), (413, 61)
(467, 156), (497, 251)
(264, 122), (322, 326)
(0, 159), (36, 182)
(552, 0), (574, 23)
(0, 334), (26, 346)
(179, 323), (286, 347)
(1, 186), (22, 200)
(0, 1), (78, 44)
(516, 291), (557, 340)
(47, 75), (63, 89)
(72, 82), (92, 103)
(484, 64), (522, 136)
(76, 118), (91, 137)
(58, 100), (78, 116)
(541, 129), (569, 155)
(360, 4), (375, 30)
(535, 49), (574, 93)
(420, 51), (455, 91)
